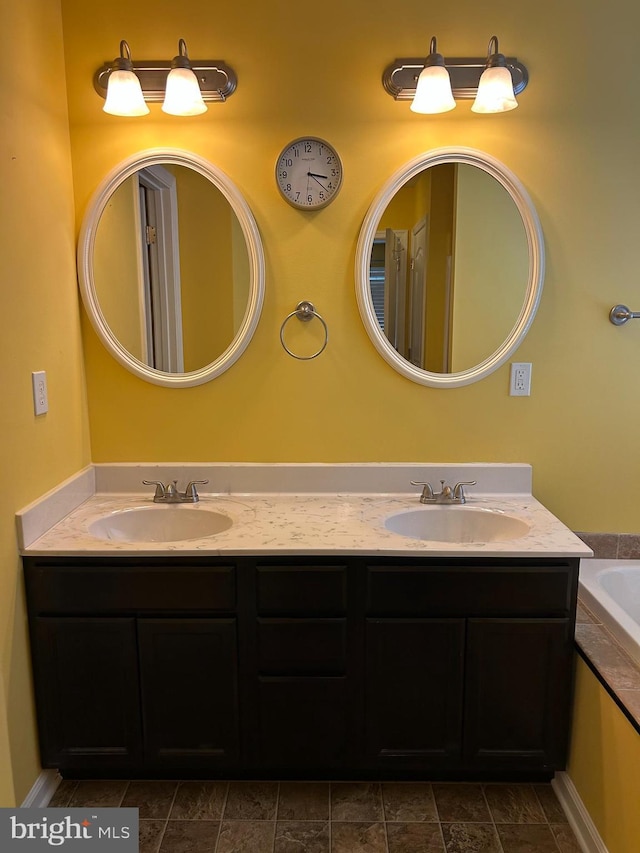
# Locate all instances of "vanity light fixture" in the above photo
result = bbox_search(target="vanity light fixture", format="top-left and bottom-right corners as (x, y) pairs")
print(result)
(102, 41), (149, 116)
(471, 36), (519, 113)
(410, 37), (456, 114)
(383, 36), (527, 112)
(162, 39), (207, 115)
(94, 40), (237, 115)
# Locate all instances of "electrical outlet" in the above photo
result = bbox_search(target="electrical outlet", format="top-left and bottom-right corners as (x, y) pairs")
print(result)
(510, 362), (532, 396)
(32, 371), (48, 415)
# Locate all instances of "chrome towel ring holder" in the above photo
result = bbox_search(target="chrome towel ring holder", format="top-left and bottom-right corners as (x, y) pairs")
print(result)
(279, 301), (328, 360)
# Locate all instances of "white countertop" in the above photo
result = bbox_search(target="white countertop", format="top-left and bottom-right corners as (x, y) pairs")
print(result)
(17, 464), (591, 558)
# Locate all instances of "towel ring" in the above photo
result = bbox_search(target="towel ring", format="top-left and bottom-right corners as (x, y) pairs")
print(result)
(279, 301), (328, 360)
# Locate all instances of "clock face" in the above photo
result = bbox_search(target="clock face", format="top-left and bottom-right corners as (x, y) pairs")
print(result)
(276, 137), (343, 209)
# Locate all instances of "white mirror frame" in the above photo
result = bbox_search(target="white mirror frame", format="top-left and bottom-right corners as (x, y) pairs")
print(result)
(355, 147), (545, 388)
(77, 148), (265, 388)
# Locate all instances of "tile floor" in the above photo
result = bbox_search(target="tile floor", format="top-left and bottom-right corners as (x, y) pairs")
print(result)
(49, 778), (582, 852)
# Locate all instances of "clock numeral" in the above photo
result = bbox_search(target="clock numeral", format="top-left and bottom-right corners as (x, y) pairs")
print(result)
(279, 170), (288, 179)
(295, 192), (301, 201)
(283, 158), (293, 167)
(319, 192), (325, 200)
(307, 194), (313, 204)
(304, 142), (312, 153)
(285, 183), (292, 192)
(326, 156), (334, 164)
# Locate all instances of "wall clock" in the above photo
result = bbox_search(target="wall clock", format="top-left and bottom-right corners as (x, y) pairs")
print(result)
(275, 137), (343, 209)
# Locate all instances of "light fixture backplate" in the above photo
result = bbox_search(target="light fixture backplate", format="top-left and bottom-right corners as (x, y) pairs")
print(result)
(94, 60), (237, 103)
(383, 57), (528, 100)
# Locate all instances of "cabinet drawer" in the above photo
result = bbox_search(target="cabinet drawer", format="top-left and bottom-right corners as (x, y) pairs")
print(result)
(257, 618), (347, 674)
(366, 564), (573, 617)
(256, 565), (347, 614)
(25, 564), (236, 614)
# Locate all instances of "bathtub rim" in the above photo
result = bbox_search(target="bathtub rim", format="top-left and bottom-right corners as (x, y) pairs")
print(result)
(579, 558), (640, 667)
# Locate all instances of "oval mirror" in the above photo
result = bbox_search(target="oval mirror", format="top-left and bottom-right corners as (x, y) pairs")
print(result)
(355, 147), (544, 388)
(78, 148), (265, 387)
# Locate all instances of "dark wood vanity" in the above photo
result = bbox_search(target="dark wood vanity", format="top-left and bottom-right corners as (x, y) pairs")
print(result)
(23, 554), (579, 781)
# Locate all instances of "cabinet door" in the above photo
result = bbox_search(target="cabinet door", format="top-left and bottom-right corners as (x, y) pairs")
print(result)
(464, 618), (573, 770)
(365, 618), (465, 768)
(256, 676), (350, 769)
(32, 617), (142, 769)
(138, 619), (239, 768)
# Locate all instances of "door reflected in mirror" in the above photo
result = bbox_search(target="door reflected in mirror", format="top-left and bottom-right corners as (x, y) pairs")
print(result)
(369, 163), (528, 374)
(78, 148), (265, 388)
(94, 164), (250, 374)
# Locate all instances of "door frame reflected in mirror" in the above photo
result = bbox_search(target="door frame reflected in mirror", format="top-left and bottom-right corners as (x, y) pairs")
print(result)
(355, 147), (544, 388)
(77, 148), (265, 388)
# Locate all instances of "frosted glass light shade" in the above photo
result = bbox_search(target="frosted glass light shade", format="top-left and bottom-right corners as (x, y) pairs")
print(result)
(471, 65), (518, 113)
(162, 67), (207, 115)
(411, 65), (456, 114)
(103, 69), (149, 116)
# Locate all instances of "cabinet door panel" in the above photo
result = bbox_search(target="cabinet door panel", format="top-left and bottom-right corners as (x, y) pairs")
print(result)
(464, 618), (573, 770)
(32, 618), (141, 769)
(256, 676), (349, 768)
(138, 619), (239, 767)
(365, 619), (465, 767)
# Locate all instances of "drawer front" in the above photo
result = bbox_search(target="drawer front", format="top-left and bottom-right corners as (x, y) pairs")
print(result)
(26, 565), (236, 614)
(256, 565), (347, 615)
(257, 618), (347, 675)
(366, 565), (573, 617)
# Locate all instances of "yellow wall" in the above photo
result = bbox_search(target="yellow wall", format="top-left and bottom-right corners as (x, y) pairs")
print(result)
(0, 0), (91, 805)
(58, 0), (640, 533)
(568, 657), (640, 852)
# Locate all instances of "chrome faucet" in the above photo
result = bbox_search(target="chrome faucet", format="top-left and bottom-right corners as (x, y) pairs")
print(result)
(143, 479), (209, 503)
(410, 479), (477, 504)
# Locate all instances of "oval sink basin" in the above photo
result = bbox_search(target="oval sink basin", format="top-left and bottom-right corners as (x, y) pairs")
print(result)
(88, 506), (233, 543)
(384, 507), (530, 543)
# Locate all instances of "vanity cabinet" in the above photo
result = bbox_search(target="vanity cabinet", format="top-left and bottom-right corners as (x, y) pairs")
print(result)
(363, 562), (576, 774)
(23, 555), (579, 780)
(25, 559), (240, 772)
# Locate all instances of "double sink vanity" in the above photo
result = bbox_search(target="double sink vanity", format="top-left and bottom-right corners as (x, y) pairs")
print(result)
(18, 463), (591, 781)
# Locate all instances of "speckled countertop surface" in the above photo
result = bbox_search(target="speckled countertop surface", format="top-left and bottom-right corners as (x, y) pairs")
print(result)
(20, 491), (590, 558)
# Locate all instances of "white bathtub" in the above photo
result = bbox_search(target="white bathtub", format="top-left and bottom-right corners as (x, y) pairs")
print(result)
(579, 559), (640, 666)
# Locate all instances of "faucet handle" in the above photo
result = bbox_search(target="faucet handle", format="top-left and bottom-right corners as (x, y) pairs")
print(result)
(452, 480), (477, 502)
(410, 480), (435, 502)
(185, 479), (209, 500)
(143, 480), (166, 499)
